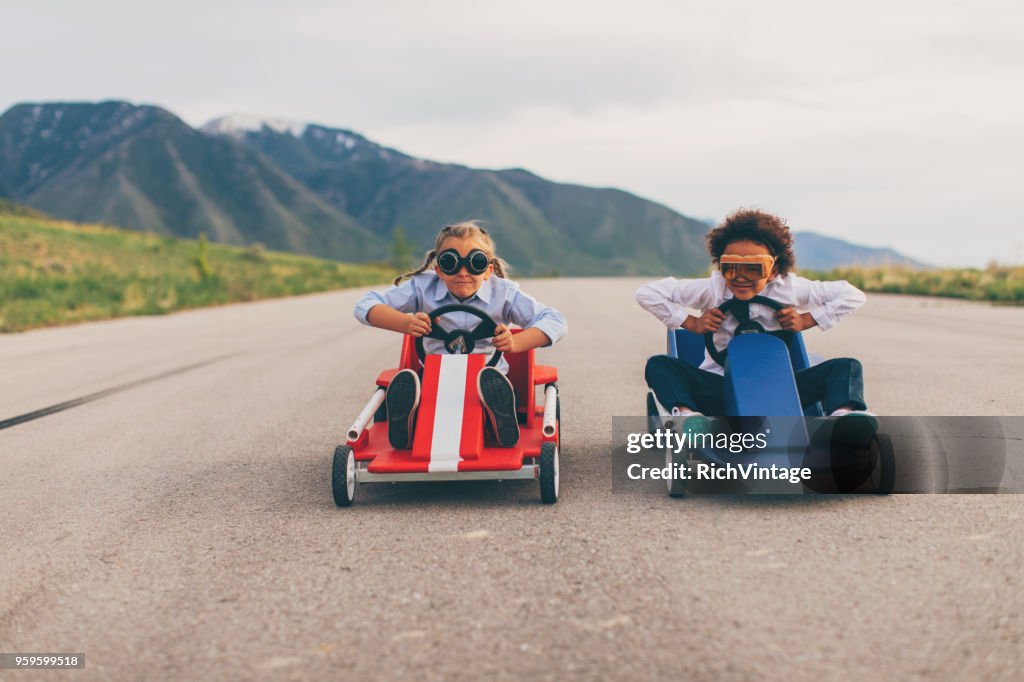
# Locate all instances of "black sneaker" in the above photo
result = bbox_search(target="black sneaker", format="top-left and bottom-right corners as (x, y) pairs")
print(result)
(477, 366), (519, 447)
(386, 369), (420, 450)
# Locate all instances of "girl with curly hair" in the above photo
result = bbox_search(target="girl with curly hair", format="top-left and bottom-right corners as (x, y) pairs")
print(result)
(636, 208), (871, 421)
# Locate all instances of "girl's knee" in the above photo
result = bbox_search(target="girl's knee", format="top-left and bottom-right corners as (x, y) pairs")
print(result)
(839, 357), (863, 372)
(826, 357), (862, 372)
(645, 354), (675, 379)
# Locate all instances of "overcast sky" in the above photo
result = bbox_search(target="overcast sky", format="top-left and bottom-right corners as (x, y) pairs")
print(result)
(3, 0), (1021, 266)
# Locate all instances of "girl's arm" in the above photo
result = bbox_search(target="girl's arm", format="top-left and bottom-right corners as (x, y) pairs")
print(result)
(493, 326), (551, 354)
(789, 275), (866, 331)
(367, 305), (431, 337)
(635, 277), (719, 329)
(498, 285), (568, 353)
(353, 278), (430, 336)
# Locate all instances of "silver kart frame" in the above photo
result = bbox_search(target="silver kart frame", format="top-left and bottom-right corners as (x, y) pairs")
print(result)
(355, 462), (539, 483)
(347, 387), (386, 442)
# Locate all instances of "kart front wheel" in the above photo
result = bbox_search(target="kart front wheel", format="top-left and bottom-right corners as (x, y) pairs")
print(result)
(864, 433), (896, 495)
(826, 433), (897, 494)
(539, 442), (559, 504)
(646, 392), (659, 435)
(332, 445), (356, 507)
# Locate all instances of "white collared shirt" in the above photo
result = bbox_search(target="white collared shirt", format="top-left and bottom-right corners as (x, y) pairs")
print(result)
(354, 273), (567, 373)
(635, 271), (866, 375)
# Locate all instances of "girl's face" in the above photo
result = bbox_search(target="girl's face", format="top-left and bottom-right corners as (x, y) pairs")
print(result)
(721, 240), (776, 300)
(434, 235), (494, 300)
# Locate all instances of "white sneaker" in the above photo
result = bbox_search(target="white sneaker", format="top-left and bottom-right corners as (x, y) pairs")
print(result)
(666, 407), (711, 433)
(828, 408), (879, 447)
(670, 407), (703, 417)
(829, 408), (877, 417)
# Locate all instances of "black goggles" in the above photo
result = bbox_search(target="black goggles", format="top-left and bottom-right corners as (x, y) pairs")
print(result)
(436, 248), (491, 276)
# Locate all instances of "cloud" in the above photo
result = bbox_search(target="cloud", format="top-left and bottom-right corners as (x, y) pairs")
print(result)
(1, 0), (1021, 265)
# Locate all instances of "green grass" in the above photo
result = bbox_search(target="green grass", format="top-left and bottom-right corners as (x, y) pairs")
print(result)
(0, 211), (394, 332)
(801, 265), (1024, 305)
(0, 198), (49, 219)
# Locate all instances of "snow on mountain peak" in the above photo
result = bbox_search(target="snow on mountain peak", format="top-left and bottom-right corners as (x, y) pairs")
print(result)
(201, 114), (308, 139)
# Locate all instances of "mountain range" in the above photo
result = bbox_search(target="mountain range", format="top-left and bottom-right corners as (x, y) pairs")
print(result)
(792, 232), (928, 270)
(0, 100), (923, 275)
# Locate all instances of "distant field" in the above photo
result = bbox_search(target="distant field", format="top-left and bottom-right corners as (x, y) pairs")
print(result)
(4, 202), (1021, 334)
(0, 210), (394, 332)
(802, 265), (1024, 305)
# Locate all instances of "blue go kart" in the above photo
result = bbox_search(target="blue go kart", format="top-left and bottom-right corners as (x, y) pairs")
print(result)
(645, 295), (896, 496)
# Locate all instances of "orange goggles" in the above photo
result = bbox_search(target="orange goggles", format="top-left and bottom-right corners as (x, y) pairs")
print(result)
(719, 254), (775, 281)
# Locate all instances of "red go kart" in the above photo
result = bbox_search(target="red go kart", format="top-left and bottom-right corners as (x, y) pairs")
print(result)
(332, 304), (561, 506)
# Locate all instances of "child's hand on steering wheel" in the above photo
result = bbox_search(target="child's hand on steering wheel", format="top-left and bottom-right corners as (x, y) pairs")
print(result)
(687, 309), (725, 334)
(776, 307), (815, 332)
(493, 324), (517, 353)
(406, 312), (432, 337)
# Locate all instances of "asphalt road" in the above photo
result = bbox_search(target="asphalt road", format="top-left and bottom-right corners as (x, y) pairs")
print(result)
(1, 280), (1022, 681)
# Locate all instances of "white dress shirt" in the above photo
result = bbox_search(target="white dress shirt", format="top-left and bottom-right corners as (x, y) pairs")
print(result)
(635, 271), (865, 375)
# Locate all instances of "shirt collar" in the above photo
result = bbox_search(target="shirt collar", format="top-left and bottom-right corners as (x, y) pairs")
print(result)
(428, 274), (493, 304)
(473, 278), (493, 303)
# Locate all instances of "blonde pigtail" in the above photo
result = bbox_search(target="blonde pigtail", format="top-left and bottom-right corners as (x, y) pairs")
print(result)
(394, 249), (437, 286)
(490, 257), (511, 278)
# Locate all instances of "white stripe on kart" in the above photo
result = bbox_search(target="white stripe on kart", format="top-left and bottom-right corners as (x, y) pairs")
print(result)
(428, 354), (467, 472)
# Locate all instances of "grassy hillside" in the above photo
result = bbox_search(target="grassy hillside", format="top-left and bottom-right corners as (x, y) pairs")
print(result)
(0, 210), (393, 332)
(801, 265), (1024, 304)
(0, 198), (50, 218)
(0, 102), (389, 261)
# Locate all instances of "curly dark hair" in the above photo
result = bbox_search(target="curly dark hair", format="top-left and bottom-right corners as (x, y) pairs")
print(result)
(706, 209), (796, 276)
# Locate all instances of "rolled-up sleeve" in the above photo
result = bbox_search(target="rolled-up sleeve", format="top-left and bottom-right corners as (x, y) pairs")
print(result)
(795, 277), (866, 331)
(635, 277), (717, 328)
(505, 286), (567, 345)
(353, 279), (420, 325)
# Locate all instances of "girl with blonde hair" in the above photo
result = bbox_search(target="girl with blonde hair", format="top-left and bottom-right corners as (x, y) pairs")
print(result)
(354, 221), (567, 449)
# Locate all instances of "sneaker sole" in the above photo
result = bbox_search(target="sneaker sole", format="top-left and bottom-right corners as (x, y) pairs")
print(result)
(478, 369), (519, 447)
(831, 413), (879, 449)
(387, 372), (419, 450)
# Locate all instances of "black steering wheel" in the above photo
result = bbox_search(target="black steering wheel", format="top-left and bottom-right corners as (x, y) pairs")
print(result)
(704, 295), (793, 366)
(415, 304), (503, 367)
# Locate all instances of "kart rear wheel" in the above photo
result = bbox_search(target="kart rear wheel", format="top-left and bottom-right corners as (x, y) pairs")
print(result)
(332, 445), (356, 507)
(556, 396), (561, 448)
(666, 446), (686, 498)
(539, 442), (559, 504)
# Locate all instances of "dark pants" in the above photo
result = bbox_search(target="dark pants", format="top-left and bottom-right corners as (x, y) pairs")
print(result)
(645, 355), (867, 415)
